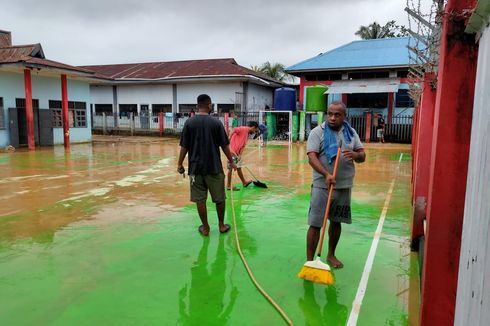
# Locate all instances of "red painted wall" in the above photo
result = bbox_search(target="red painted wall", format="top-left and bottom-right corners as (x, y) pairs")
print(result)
(420, 0), (479, 324)
(298, 76), (333, 106)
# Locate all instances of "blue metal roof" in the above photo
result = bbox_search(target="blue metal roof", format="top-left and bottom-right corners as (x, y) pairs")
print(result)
(286, 37), (414, 72)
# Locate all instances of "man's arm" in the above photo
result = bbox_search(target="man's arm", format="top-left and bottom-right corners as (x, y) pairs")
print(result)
(342, 148), (366, 163)
(308, 152), (336, 189)
(177, 146), (188, 174)
(222, 145), (237, 170)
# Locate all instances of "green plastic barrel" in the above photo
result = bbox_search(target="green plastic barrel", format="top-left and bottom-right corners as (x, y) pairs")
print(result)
(305, 85), (328, 112)
(292, 112), (299, 142)
(266, 112), (275, 140)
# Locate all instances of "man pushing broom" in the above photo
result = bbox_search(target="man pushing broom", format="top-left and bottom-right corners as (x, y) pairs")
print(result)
(299, 101), (365, 284)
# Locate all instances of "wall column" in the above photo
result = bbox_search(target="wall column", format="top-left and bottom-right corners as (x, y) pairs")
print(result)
(61, 74), (70, 148)
(420, 0), (479, 324)
(23, 69), (35, 150)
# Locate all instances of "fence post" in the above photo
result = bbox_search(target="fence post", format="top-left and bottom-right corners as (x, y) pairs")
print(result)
(130, 112), (134, 136)
(159, 112), (163, 137)
(224, 112), (229, 135)
(102, 112), (107, 135)
(365, 112), (372, 143)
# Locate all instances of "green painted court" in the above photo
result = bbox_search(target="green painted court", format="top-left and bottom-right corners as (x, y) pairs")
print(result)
(0, 139), (418, 325)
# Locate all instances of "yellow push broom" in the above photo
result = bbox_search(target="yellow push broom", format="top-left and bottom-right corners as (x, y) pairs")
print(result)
(298, 146), (341, 285)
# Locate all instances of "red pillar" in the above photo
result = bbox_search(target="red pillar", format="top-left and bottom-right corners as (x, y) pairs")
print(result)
(411, 74), (436, 244)
(23, 69), (35, 150)
(159, 112), (163, 137)
(61, 75), (70, 148)
(387, 92), (394, 122)
(224, 112), (229, 136)
(420, 0), (478, 324)
(341, 93), (347, 104)
(364, 112), (371, 143)
(412, 74), (436, 204)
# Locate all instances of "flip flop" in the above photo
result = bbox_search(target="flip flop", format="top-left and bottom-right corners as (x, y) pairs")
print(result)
(198, 225), (209, 236)
(219, 224), (231, 234)
(244, 181), (252, 188)
(227, 186), (240, 191)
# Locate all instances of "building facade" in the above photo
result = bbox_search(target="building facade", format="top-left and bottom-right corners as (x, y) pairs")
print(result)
(286, 37), (415, 121)
(82, 59), (281, 121)
(0, 30), (94, 149)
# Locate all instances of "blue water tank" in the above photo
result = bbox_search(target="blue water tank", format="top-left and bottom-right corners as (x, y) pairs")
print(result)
(274, 87), (296, 111)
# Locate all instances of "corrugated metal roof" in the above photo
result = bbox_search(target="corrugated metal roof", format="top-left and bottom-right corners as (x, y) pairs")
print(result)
(0, 43), (93, 75)
(81, 58), (281, 85)
(286, 37), (414, 72)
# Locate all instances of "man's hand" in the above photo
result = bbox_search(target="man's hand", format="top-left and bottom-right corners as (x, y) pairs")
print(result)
(342, 150), (357, 162)
(177, 165), (185, 175)
(229, 162), (238, 171)
(325, 173), (336, 189)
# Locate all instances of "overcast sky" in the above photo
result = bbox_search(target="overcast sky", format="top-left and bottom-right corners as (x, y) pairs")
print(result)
(0, 0), (432, 69)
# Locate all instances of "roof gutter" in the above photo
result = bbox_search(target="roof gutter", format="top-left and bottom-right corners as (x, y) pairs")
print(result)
(286, 64), (410, 74)
(90, 74), (283, 87)
(0, 62), (95, 78)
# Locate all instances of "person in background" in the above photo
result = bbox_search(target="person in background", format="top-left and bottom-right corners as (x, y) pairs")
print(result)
(226, 121), (260, 191)
(177, 94), (237, 236)
(376, 113), (385, 143)
(305, 101), (365, 268)
(258, 123), (268, 146)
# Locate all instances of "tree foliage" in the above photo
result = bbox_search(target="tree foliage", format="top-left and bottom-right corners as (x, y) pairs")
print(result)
(355, 20), (409, 39)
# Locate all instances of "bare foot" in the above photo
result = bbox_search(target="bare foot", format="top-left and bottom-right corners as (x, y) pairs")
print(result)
(243, 180), (253, 188)
(327, 255), (344, 269)
(198, 225), (210, 236)
(219, 224), (231, 234)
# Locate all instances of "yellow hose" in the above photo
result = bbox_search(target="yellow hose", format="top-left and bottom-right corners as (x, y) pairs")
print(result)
(229, 172), (294, 326)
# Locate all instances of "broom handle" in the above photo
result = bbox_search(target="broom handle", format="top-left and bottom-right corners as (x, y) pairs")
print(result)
(317, 147), (341, 257)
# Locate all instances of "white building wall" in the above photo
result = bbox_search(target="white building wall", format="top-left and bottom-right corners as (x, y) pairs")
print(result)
(455, 23), (490, 326)
(0, 71), (91, 147)
(176, 82), (242, 111)
(117, 84), (173, 108)
(89, 85), (113, 104)
(247, 83), (273, 112)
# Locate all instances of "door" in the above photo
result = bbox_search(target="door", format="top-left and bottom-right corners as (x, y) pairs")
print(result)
(140, 104), (149, 129)
(38, 109), (53, 146)
(8, 107), (19, 148)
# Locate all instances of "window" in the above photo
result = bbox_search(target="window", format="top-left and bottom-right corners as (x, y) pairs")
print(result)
(304, 73), (342, 81)
(179, 104), (196, 113)
(94, 104), (113, 115)
(49, 100), (87, 128)
(395, 89), (414, 107)
(119, 104), (137, 117)
(397, 70), (409, 78)
(217, 104), (235, 113)
(16, 98), (39, 108)
(348, 71), (389, 80)
(152, 104), (172, 116)
(347, 93), (388, 108)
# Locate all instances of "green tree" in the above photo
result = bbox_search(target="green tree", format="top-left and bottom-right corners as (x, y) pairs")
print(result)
(355, 20), (408, 39)
(258, 61), (286, 81)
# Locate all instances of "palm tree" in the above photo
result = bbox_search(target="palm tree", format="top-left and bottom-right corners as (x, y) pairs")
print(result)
(355, 20), (408, 39)
(250, 65), (261, 72)
(259, 61), (286, 81)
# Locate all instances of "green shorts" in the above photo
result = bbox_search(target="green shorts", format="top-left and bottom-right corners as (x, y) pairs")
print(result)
(308, 187), (352, 227)
(190, 173), (225, 203)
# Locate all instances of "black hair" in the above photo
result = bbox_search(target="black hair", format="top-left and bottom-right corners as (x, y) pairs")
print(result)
(197, 94), (211, 107)
(248, 121), (259, 128)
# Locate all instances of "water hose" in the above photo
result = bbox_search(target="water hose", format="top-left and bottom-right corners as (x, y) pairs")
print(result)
(228, 172), (294, 325)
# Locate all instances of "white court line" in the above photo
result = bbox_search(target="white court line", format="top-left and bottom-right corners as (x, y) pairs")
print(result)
(347, 153), (404, 326)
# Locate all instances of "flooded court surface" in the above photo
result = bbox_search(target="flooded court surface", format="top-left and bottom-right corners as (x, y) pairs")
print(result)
(0, 137), (419, 325)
